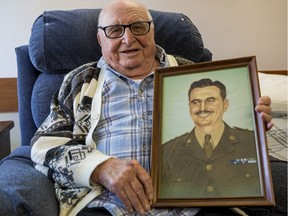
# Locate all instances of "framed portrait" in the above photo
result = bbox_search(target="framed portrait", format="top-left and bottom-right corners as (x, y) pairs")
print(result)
(151, 56), (275, 207)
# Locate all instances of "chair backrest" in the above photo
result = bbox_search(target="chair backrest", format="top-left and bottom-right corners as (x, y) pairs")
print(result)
(16, 9), (212, 146)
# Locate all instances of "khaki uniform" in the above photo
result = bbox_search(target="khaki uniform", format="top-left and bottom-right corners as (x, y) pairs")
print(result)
(160, 122), (261, 198)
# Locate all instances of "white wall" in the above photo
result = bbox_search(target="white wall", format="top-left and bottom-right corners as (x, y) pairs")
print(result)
(0, 0), (287, 150)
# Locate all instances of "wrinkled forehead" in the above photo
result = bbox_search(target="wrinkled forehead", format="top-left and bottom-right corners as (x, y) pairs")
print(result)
(98, 1), (151, 26)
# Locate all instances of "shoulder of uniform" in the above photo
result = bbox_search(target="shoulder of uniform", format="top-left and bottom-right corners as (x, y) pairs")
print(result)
(232, 126), (254, 133)
(163, 132), (190, 145)
(233, 126), (252, 131)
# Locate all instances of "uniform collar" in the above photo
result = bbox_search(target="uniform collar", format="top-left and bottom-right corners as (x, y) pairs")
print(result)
(195, 122), (225, 149)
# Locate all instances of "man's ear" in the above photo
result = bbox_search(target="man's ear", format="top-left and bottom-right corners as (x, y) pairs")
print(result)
(97, 33), (102, 47)
(223, 99), (229, 112)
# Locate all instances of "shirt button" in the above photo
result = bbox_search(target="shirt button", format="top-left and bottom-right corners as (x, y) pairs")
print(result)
(206, 164), (213, 171)
(93, 114), (99, 120)
(177, 178), (182, 182)
(186, 139), (192, 144)
(142, 145), (147, 150)
(207, 186), (214, 192)
(245, 173), (251, 178)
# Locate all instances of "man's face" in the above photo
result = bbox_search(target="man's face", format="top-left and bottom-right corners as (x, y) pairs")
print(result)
(189, 86), (229, 132)
(97, 2), (156, 78)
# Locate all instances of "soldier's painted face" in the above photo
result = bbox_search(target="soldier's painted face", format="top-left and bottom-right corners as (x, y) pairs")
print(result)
(189, 86), (229, 133)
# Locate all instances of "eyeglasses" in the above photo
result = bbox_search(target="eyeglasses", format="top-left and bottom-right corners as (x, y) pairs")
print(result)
(98, 21), (153, 39)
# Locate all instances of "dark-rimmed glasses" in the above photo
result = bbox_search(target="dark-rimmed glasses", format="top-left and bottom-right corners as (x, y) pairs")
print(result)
(98, 21), (153, 39)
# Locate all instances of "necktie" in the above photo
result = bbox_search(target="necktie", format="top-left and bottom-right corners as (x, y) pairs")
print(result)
(203, 134), (213, 158)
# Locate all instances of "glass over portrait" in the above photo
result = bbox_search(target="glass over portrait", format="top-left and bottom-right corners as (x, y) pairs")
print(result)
(151, 56), (275, 208)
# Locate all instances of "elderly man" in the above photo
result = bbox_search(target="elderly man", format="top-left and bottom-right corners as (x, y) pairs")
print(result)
(18, 0), (276, 216)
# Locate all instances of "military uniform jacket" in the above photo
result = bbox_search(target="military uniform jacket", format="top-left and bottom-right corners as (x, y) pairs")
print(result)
(160, 122), (261, 199)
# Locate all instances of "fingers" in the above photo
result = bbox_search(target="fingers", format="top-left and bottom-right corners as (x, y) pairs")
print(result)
(115, 173), (150, 215)
(255, 96), (273, 131)
(257, 96), (271, 106)
(115, 188), (134, 214)
(265, 121), (274, 131)
(107, 172), (149, 215)
(135, 162), (154, 201)
(129, 177), (151, 214)
(116, 183), (146, 215)
(127, 160), (152, 214)
(255, 104), (272, 115)
(260, 112), (274, 131)
(255, 95), (272, 115)
(92, 158), (153, 215)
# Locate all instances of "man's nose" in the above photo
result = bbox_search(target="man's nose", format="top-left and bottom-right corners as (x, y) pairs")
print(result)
(122, 28), (135, 44)
(200, 101), (206, 110)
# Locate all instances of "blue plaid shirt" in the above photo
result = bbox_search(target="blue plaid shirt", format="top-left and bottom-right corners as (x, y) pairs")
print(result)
(90, 46), (199, 216)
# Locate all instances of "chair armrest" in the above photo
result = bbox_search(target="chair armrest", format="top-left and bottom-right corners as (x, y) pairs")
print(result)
(15, 45), (39, 146)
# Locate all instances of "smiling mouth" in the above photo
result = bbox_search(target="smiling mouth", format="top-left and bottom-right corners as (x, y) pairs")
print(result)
(121, 49), (139, 54)
(195, 111), (214, 118)
(198, 113), (210, 118)
(121, 48), (140, 55)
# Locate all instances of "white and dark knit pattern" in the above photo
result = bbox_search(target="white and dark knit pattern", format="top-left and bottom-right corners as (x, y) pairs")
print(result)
(31, 56), (193, 216)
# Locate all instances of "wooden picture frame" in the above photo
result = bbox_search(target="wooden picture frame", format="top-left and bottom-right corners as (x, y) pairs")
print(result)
(151, 56), (275, 207)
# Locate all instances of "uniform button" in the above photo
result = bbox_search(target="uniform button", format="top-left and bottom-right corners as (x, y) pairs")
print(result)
(207, 186), (214, 192)
(229, 135), (235, 141)
(177, 178), (182, 182)
(186, 139), (192, 144)
(245, 173), (251, 178)
(206, 164), (213, 171)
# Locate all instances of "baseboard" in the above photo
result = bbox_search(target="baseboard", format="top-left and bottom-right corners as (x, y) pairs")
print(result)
(0, 78), (18, 112)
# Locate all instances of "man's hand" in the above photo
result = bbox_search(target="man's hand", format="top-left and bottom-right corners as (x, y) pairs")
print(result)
(91, 158), (153, 215)
(255, 95), (273, 130)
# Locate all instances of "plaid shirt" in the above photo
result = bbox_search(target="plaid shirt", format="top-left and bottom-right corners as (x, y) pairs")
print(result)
(89, 47), (200, 215)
